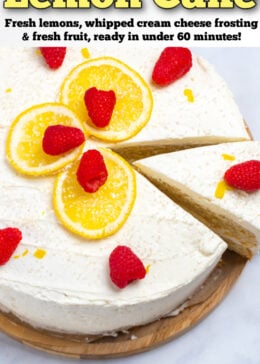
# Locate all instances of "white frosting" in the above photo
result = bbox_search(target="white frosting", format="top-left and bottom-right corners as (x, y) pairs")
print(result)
(136, 141), (260, 255)
(0, 48), (229, 335)
(0, 166), (226, 334)
(0, 48), (249, 145)
(111, 48), (250, 149)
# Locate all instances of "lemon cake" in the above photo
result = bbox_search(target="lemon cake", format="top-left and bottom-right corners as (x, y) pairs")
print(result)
(135, 142), (260, 259)
(0, 46), (252, 336)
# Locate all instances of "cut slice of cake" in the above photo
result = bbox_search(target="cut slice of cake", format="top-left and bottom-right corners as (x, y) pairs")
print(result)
(135, 141), (260, 259)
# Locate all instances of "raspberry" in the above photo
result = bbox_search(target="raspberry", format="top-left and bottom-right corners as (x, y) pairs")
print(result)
(152, 47), (192, 86)
(0, 227), (22, 265)
(84, 87), (116, 128)
(109, 246), (146, 289)
(40, 47), (67, 70)
(224, 160), (260, 192)
(42, 125), (85, 156)
(76, 150), (108, 193)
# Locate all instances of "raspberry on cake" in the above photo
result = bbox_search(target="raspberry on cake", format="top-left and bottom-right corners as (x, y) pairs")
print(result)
(40, 47), (67, 70)
(224, 160), (260, 192)
(76, 149), (108, 193)
(84, 87), (116, 128)
(42, 125), (85, 156)
(152, 47), (192, 86)
(109, 245), (146, 289)
(0, 227), (22, 265)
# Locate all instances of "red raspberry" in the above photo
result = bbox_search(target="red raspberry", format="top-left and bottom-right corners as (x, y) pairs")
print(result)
(109, 246), (146, 289)
(40, 47), (67, 70)
(84, 87), (116, 128)
(152, 47), (192, 86)
(224, 160), (260, 192)
(42, 125), (85, 156)
(76, 150), (108, 193)
(0, 227), (22, 265)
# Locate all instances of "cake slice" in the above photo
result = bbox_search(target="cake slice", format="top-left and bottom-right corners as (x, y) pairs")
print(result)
(135, 141), (260, 259)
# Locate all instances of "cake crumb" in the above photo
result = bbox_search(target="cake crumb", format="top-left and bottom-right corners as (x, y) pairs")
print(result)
(131, 334), (138, 340)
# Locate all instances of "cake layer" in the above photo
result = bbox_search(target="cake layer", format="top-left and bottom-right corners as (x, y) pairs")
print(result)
(135, 141), (260, 259)
(0, 48), (249, 162)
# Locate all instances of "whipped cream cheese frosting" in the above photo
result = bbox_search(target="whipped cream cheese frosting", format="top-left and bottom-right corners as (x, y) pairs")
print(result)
(135, 141), (260, 259)
(0, 48), (249, 154)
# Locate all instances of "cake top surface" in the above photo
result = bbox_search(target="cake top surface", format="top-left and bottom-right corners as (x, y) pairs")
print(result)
(0, 47), (227, 310)
(0, 48), (249, 143)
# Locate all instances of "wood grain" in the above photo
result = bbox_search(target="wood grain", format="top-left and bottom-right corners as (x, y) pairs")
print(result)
(0, 250), (247, 359)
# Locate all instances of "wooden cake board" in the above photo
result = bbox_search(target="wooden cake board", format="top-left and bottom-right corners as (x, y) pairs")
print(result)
(0, 250), (246, 359)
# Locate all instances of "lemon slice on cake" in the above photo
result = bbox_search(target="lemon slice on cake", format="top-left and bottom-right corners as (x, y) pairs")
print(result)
(53, 148), (136, 239)
(59, 57), (153, 142)
(6, 103), (87, 176)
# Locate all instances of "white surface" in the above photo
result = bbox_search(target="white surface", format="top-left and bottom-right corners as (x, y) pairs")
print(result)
(0, 48), (260, 363)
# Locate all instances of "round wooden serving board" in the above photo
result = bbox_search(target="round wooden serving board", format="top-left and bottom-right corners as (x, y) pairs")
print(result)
(0, 250), (247, 359)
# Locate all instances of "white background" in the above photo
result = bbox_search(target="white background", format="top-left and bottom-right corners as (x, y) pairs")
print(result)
(0, 47), (259, 364)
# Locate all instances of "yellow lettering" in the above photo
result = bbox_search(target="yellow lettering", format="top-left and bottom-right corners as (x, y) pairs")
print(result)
(182, 0), (206, 8)
(206, 0), (222, 7)
(215, 0), (233, 7)
(4, 0), (28, 8)
(235, 0), (256, 8)
(55, 0), (90, 8)
(52, 0), (67, 7)
(3, 0), (255, 11)
(30, 0), (50, 8)
(91, 0), (113, 8)
(78, 0), (91, 6)
(153, 0), (180, 8)
(115, 0), (142, 7)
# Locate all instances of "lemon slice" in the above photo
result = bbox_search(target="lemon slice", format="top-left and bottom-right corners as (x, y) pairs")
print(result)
(6, 103), (87, 176)
(53, 148), (136, 239)
(59, 57), (153, 142)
